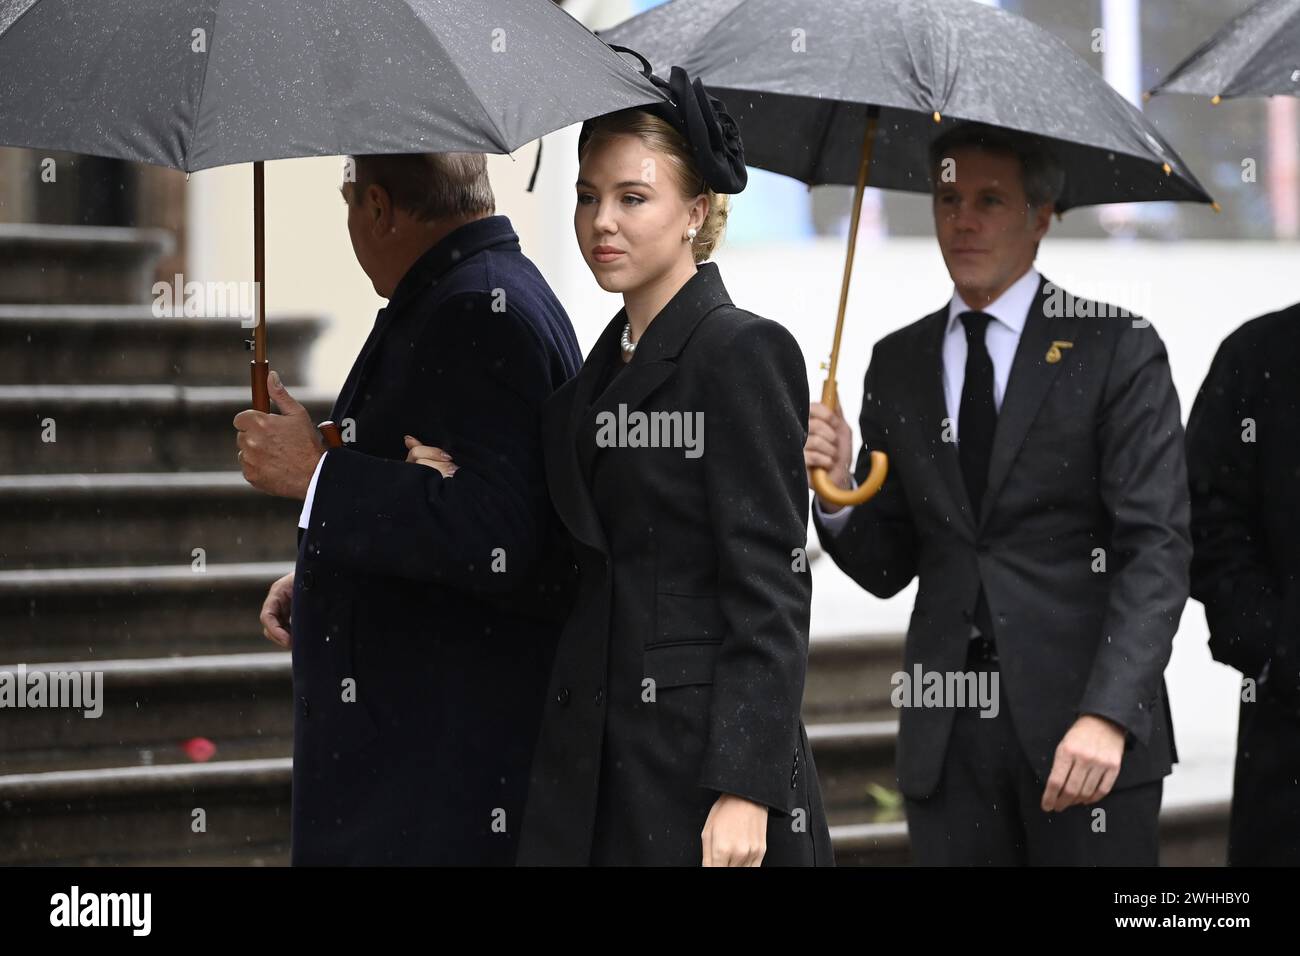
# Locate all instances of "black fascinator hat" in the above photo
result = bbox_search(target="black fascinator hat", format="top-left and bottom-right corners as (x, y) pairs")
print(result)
(577, 45), (748, 195)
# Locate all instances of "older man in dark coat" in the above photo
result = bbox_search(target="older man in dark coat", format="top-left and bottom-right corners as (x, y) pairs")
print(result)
(236, 153), (582, 864)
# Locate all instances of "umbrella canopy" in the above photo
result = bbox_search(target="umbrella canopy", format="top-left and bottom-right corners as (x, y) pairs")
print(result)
(1148, 0), (1300, 102)
(0, 0), (664, 172)
(0, 0), (664, 421)
(602, 0), (1212, 210)
(601, 0), (1215, 508)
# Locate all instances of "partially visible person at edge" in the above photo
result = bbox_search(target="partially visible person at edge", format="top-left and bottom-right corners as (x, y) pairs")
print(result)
(1187, 301), (1300, 866)
(243, 152), (581, 864)
(408, 58), (834, 866)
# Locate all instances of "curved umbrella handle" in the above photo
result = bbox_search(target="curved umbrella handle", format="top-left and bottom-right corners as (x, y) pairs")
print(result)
(810, 451), (888, 507)
(810, 373), (888, 506)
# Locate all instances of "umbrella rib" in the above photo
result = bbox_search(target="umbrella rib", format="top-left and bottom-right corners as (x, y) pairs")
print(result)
(402, 4), (511, 155)
(0, 0), (45, 39)
(1229, 3), (1300, 96)
(184, 0), (224, 174)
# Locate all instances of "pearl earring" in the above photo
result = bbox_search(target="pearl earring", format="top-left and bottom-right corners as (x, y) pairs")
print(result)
(686, 227), (697, 241)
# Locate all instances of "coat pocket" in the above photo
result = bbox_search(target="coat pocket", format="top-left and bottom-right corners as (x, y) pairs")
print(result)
(642, 640), (721, 689)
(653, 591), (726, 646)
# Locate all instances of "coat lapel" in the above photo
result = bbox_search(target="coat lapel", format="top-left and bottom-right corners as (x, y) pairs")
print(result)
(331, 304), (399, 423)
(980, 276), (1072, 527)
(330, 216), (522, 423)
(547, 316), (623, 554)
(553, 262), (734, 554)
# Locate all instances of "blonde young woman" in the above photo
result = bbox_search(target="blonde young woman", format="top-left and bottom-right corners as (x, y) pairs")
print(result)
(408, 55), (832, 866)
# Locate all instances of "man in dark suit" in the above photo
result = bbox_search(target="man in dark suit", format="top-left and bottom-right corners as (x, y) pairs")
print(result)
(805, 123), (1190, 865)
(1187, 302), (1300, 865)
(236, 153), (582, 864)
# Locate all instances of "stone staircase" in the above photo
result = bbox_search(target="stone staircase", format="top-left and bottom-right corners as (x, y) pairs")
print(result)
(0, 222), (1229, 865)
(0, 223), (324, 864)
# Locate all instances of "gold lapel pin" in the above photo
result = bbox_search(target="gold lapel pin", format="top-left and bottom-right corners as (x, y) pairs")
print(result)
(1045, 340), (1074, 364)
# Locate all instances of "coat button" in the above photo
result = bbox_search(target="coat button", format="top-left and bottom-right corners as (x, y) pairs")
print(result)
(299, 696), (310, 717)
(301, 570), (314, 591)
(556, 688), (570, 706)
(594, 687), (604, 706)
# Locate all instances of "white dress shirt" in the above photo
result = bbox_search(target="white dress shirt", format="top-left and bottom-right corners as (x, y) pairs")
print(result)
(817, 265), (1040, 533)
(297, 451), (329, 530)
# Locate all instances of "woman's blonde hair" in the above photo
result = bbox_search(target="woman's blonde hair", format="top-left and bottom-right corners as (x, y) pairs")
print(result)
(579, 110), (732, 264)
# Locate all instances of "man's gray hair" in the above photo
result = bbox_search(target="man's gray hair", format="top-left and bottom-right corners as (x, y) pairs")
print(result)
(928, 123), (1066, 210)
(348, 152), (495, 221)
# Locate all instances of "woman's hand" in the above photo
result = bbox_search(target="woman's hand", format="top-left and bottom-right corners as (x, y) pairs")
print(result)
(701, 793), (769, 866)
(404, 435), (457, 478)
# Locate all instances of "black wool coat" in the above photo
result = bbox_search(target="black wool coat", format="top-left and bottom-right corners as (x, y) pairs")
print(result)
(290, 216), (582, 864)
(517, 262), (834, 866)
(1187, 302), (1300, 865)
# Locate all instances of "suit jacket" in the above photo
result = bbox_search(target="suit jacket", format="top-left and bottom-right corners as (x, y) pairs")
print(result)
(517, 262), (833, 865)
(290, 215), (582, 864)
(1187, 302), (1300, 864)
(814, 275), (1189, 799)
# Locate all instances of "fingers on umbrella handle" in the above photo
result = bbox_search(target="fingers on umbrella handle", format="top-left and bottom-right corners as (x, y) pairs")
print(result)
(811, 450), (888, 506)
(317, 421), (344, 448)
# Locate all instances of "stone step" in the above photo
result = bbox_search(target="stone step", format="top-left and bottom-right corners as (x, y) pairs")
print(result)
(0, 305), (322, 386)
(0, 224), (174, 306)
(0, 652), (898, 814)
(0, 561), (291, 662)
(807, 720), (898, 824)
(0, 472), (300, 569)
(0, 385), (336, 473)
(0, 654), (292, 777)
(0, 756), (1227, 865)
(805, 631), (903, 724)
(0, 759), (291, 866)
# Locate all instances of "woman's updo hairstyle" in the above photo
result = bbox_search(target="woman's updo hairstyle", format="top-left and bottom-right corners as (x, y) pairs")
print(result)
(578, 110), (731, 264)
(577, 48), (747, 265)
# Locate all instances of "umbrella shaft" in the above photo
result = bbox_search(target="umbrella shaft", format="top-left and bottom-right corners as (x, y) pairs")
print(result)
(825, 106), (880, 409)
(251, 161), (269, 413)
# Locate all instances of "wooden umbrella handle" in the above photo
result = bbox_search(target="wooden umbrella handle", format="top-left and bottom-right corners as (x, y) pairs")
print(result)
(810, 105), (889, 508)
(317, 422), (344, 448)
(810, 377), (888, 506)
(248, 162), (342, 450)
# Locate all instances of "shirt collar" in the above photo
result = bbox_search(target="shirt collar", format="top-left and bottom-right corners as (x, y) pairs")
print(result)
(945, 265), (1041, 336)
(388, 214), (520, 308)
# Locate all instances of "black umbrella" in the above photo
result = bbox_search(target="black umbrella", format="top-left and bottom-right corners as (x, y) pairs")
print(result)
(1148, 0), (1300, 102)
(0, 0), (663, 431)
(602, 0), (1214, 505)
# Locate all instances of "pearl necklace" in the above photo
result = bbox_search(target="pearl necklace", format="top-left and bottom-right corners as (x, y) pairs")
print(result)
(621, 321), (638, 355)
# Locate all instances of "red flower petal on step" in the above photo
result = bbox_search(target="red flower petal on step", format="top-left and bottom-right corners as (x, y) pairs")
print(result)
(182, 737), (217, 762)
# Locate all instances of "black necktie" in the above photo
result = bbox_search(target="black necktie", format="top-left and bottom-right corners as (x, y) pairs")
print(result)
(958, 311), (997, 518)
(958, 311), (997, 642)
